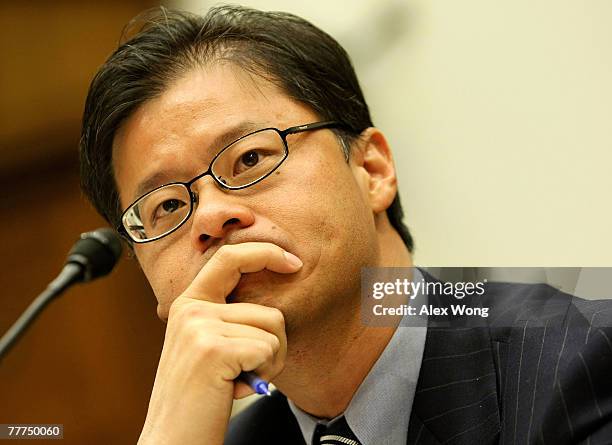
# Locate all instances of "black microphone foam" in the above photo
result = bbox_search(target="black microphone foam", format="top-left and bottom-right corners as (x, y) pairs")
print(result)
(66, 228), (123, 282)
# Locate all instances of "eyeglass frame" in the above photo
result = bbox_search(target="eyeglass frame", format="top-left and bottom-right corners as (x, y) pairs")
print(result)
(117, 120), (350, 244)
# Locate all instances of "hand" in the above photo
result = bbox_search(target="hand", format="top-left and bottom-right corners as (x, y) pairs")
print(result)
(138, 242), (302, 445)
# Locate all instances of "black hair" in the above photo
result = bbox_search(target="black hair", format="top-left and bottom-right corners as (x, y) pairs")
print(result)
(79, 5), (414, 251)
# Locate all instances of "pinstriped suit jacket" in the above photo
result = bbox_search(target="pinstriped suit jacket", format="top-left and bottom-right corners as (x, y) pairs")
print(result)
(225, 270), (612, 444)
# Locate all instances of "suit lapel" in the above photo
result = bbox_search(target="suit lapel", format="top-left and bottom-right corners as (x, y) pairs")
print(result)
(407, 270), (502, 444)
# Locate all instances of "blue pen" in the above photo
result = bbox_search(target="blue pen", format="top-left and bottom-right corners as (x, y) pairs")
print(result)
(238, 371), (271, 396)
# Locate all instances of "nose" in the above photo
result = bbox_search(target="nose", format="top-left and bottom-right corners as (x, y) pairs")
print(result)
(188, 177), (255, 250)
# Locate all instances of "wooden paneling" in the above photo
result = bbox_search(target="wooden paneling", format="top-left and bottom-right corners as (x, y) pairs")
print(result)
(0, 161), (165, 444)
(0, 1), (155, 173)
(0, 2), (166, 444)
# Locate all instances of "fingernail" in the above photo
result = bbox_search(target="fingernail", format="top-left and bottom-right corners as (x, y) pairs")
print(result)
(283, 251), (303, 268)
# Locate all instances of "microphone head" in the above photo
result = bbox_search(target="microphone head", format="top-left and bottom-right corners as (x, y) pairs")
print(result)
(66, 228), (123, 282)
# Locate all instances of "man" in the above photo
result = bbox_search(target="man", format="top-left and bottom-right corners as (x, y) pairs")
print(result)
(79, 6), (612, 444)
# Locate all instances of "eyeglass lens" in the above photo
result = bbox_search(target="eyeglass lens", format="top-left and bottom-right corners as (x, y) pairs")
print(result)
(122, 128), (287, 241)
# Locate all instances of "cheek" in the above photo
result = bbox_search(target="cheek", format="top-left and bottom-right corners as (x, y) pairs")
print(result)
(135, 242), (192, 308)
(276, 154), (374, 258)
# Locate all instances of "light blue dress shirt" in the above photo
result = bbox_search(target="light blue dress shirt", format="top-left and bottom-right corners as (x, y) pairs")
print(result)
(288, 268), (428, 445)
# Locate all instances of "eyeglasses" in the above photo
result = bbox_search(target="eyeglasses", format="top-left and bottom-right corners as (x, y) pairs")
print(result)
(118, 120), (344, 243)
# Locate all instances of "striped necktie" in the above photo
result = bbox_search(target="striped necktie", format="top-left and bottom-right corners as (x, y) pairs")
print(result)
(312, 416), (362, 445)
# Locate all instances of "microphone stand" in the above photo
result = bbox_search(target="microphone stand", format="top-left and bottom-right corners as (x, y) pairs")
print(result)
(0, 263), (84, 362)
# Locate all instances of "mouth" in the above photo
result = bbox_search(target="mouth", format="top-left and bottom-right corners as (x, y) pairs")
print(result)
(201, 231), (295, 266)
(226, 269), (294, 304)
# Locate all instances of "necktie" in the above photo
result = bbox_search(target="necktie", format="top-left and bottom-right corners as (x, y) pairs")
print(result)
(312, 416), (362, 445)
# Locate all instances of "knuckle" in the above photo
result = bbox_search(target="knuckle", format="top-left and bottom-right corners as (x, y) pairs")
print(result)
(201, 339), (224, 357)
(182, 303), (207, 319)
(268, 307), (285, 330)
(260, 341), (275, 360)
(168, 298), (186, 320)
(170, 299), (214, 322)
(192, 332), (223, 356)
(182, 318), (203, 340)
(269, 334), (281, 353)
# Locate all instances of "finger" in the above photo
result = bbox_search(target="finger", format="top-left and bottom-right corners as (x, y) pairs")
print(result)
(215, 303), (285, 334)
(221, 337), (278, 380)
(216, 304), (287, 363)
(168, 300), (287, 366)
(170, 298), (286, 336)
(217, 321), (282, 355)
(183, 242), (302, 303)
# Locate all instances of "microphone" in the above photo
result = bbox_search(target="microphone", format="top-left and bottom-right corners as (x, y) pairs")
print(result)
(64, 228), (123, 283)
(0, 228), (123, 361)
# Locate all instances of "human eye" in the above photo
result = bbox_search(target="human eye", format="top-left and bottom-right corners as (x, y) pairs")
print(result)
(141, 189), (189, 230)
(153, 198), (187, 220)
(234, 149), (267, 175)
(213, 130), (284, 185)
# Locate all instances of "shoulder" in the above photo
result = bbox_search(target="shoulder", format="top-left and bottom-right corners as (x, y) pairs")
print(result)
(224, 391), (304, 445)
(480, 278), (612, 368)
(483, 280), (612, 341)
(479, 281), (612, 442)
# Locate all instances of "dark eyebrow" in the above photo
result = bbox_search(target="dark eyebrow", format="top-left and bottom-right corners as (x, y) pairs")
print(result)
(132, 171), (175, 202)
(131, 120), (265, 202)
(207, 120), (263, 160)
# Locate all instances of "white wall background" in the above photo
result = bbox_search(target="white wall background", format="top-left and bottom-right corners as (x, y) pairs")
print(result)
(179, 0), (612, 266)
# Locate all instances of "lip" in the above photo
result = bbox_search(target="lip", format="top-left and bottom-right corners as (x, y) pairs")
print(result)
(228, 269), (291, 304)
(200, 229), (297, 265)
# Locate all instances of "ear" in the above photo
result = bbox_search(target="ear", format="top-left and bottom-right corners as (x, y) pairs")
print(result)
(352, 128), (398, 214)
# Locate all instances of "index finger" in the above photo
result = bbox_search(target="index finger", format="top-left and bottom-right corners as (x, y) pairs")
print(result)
(182, 242), (302, 303)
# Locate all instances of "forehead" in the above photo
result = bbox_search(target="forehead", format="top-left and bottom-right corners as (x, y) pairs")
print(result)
(112, 62), (317, 207)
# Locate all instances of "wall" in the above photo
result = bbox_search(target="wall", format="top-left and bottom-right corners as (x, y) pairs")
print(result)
(181, 0), (612, 266)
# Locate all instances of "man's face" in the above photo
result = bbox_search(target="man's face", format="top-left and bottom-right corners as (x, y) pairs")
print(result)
(112, 62), (380, 334)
